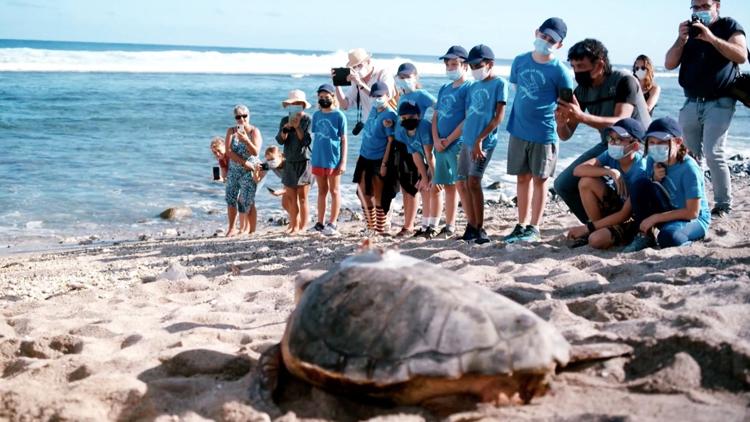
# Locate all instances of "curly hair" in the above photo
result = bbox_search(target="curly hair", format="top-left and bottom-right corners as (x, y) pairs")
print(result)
(568, 39), (612, 74)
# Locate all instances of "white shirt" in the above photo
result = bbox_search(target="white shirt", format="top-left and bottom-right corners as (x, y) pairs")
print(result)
(344, 65), (395, 121)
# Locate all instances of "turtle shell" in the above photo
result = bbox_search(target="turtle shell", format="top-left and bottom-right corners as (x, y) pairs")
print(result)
(281, 250), (570, 403)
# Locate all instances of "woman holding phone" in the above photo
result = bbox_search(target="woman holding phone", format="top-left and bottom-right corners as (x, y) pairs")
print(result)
(224, 104), (262, 236)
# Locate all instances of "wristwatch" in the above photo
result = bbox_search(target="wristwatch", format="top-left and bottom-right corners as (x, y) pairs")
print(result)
(586, 221), (597, 233)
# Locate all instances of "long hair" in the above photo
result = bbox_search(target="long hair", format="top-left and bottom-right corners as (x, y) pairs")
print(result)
(634, 54), (656, 92)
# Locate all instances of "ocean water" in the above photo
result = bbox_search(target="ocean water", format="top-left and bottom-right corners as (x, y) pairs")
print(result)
(1, 39), (749, 252)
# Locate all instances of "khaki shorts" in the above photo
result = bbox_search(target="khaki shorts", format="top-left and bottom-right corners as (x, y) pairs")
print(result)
(507, 135), (557, 178)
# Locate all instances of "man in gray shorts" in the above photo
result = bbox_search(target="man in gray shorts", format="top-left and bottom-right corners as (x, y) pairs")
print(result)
(504, 17), (574, 243)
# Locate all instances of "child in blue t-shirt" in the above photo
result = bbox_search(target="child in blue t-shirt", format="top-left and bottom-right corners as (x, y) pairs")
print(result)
(311, 84), (348, 236)
(459, 44), (509, 244)
(395, 101), (439, 238)
(624, 117), (711, 252)
(566, 118), (648, 250)
(504, 17), (575, 244)
(353, 81), (398, 234)
(432, 45), (472, 238)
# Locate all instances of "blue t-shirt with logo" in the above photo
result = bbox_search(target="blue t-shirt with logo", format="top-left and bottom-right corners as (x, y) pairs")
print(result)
(311, 109), (347, 169)
(435, 80), (472, 149)
(395, 119), (433, 158)
(596, 151), (649, 190)
(646, 155), (711, 231)
(508, 52), (574, 144)
(463, 76), (510, 150)
(360, 106), (397, 160)
(398, 89), (437, 120)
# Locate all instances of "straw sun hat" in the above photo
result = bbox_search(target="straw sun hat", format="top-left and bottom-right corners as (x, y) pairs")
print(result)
(281, 89), (312, 109)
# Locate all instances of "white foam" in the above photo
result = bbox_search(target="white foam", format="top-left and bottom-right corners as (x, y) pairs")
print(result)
(340, 249), (421, 270)
(0, 47), (512, 77)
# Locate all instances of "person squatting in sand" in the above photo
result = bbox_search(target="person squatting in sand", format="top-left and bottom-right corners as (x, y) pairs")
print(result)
(276, 89), (314, 234)
(310, 84), (348, 236)
(566, 118), (648, 249)
(224, 104), (262, 237)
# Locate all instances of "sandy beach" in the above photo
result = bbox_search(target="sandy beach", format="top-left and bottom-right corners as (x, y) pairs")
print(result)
(1, 175), (750, 421)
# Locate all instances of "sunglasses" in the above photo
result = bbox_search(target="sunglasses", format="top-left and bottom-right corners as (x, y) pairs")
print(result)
(235, 114), (248, 119)
(633, 66), (647, 71)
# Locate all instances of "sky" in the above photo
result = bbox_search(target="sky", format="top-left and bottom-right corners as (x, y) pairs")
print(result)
(1, 0), (749, 66)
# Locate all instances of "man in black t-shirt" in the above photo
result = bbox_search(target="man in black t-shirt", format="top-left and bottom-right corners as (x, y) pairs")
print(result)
(666, 0), (748, 217)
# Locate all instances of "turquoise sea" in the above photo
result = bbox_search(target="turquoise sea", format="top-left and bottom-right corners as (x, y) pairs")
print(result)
(1, 39), (749, 252)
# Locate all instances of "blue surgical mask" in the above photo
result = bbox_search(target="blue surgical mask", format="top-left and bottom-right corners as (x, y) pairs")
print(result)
(695, 11), (712, 26)
(533, 38), (554, 56)
(648, 144), (670, 163)
(395, 77), (417, 93)
(446, 69), (463, 81)
(373, 97), (388, 108)
(608, 144), (626, 160)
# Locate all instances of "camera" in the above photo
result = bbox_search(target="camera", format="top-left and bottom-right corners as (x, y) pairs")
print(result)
(212, 166), (221, 181)
(282, 127), (291, 134)
(260, 162), (270, 171)
(688, 15), (701, 38)
(352, 121), (365, 136)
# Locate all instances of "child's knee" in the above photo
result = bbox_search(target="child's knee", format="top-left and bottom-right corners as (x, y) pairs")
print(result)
(658, 229), (687, 248)
(589, 229), (613, 250)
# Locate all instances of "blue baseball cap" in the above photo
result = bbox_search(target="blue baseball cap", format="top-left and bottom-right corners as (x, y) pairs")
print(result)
(439, 45), (468, 61)
(397, 62), (417, 77)
(369, 81), (389, 97)
(604, 118), (646, 142)
(317, 84), (335, 95)
(539, 17), (567, 43)
(467, 44), (495, 65)
(398, 100), (421, 116)
(646, 117), (684, 140)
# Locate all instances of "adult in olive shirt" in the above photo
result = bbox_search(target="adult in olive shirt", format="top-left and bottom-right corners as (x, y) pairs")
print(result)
(665, 0), (747, 218)
(554, 39), (651, 223)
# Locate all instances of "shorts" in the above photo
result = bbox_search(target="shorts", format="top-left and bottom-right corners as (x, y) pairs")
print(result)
(282, 160), (312, 187)
(393, 141), (419, 196)
(352, 155), (382, 196)
(601, 178), (625, 217)
(457, 143), (494, 180)
(607, 220), (637, 246)
(312, 166), (337, 177)
(507, 135), (558, 178)
(434, 142), (461, 185)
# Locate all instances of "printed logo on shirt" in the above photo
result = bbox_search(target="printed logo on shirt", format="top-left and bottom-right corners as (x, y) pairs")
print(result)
(467, 89), (491, 118)
(518, 68), (547, 101)
(437, 93), (458, 119)
(313, 118), (338, 141)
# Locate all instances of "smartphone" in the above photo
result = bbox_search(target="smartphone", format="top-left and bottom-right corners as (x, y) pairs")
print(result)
(266, 186), (275, 194)
(236, 124), (245, 134)
(332, 67), (351, 86)
(558, 87), (574, 103)
(260, 162), (270, 171)
(212, 166), (221, 181)
(288, 111), (297, 124)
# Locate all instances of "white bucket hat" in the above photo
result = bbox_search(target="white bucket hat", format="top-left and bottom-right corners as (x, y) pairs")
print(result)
(282, 89), (311, 109)
(346, 48), (371, 68)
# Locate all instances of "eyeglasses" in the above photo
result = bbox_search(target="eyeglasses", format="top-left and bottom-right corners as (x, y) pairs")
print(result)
(235, 114), (248, 119)
(607, 134), (635, 144)
(633, 66), (647, 71)
(690, 3), (714, 12)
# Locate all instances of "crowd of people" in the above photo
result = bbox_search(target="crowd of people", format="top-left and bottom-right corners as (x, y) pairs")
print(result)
(211, 0), (747, 253)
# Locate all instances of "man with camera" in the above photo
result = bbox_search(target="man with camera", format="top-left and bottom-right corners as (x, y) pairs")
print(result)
(665, 0), (747, 217)
(333, 48), (395, 130)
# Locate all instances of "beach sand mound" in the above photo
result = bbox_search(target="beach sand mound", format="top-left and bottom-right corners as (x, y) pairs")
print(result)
(1, 181), (750, 421)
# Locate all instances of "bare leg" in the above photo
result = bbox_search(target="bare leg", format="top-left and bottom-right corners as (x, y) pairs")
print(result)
(226, 206), (238, 236)
(578, 177), (607, 222)
(249, 205), (257, 234)
(316, 175), (329, 225)
(431, 186), (443, 221)
(281, 193), (294, 233)
(328, 174), (341, 225)
(468, 176), (484, 227)
(297, 184), (310, 231)
(285, 187), (299, 234)
(530, 176), (549, 227)
(516, 173), (532, 225)
(238, 213), (248, 235)
(456, 180), (474, 227)
(444, 184), (457, 227)
(402, 188), (417, 230)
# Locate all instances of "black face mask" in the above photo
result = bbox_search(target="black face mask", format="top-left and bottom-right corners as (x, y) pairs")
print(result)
(575, 70), (593, 88)
(400, 118), (420, 131)
(318, 98), (333, 109)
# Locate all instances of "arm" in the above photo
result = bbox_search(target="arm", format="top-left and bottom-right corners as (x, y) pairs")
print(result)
(334, 86), (350, 110)
(246, 127), (262, 156)
(431, 113), (441, 151)
(423, 144), (436, 178)
(413, 152), (430, 190)
(665, 20), (690, 70)
(380, 136), (394, 177)
(476, 102), (506, 146)
(445, 121), (465, 146)
(593, 199), (633, 229)
(572, 158), (608, 178)
(698, 29), (748, 64)
(646, 85), (661, 113)
(336, 134), (348, 175)
(252, 167), (266, 184)
(641, 198), (702, 232)
(276, 117), (290, 145)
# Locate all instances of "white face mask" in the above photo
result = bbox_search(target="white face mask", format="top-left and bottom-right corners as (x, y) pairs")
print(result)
(446, 68), (463, 81)
(471, 66), (490, 81)
(635, 69), (647, 80)
(373, 97), (388, 108)
(267, 158), (282, 169)
(395, 77), (417, 93)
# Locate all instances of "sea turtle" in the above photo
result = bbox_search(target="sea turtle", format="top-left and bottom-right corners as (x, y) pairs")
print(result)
(251, 249), (572, 414)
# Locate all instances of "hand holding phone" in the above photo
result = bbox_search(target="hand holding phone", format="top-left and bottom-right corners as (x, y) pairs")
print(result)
(558, 87), (574, 103)
(332, 67), (352, 86)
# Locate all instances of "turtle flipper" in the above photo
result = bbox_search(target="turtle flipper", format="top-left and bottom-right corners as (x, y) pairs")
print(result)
(249, 343), (285, 419)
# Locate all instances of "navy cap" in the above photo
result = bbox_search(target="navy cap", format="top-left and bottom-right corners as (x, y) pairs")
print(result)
(369, 81), (389, 97)
(468, 44), (495, 65)
(539, 17), (567, 43)
(646, 117), (683, 140)
(604, 118), (646, 142)
(397, 62), (417, 77)
(398, 100), (421, 116)
(317, 84), (335, 95)
(439, 45), (468, 61)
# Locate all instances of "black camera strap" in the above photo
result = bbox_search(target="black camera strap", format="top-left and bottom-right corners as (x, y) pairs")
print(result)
(356, 88), (362, 123)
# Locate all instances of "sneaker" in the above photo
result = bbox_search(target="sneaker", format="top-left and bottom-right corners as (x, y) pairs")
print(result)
(515, 225), (541, 243)
(438, 225), (456, 238)
(395, 228), (415, 238)
(322, 223), (339, 236)
(711, 204), (731, 218)
(503, 224), (526, 244)
(424, 227), (438, 239)
(460, 225), (478, 241)
(309, 222), (325, 232)
(475, 227), (490, 245)
(623, 233), (654, 253)
(412, 227), (428, 238)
